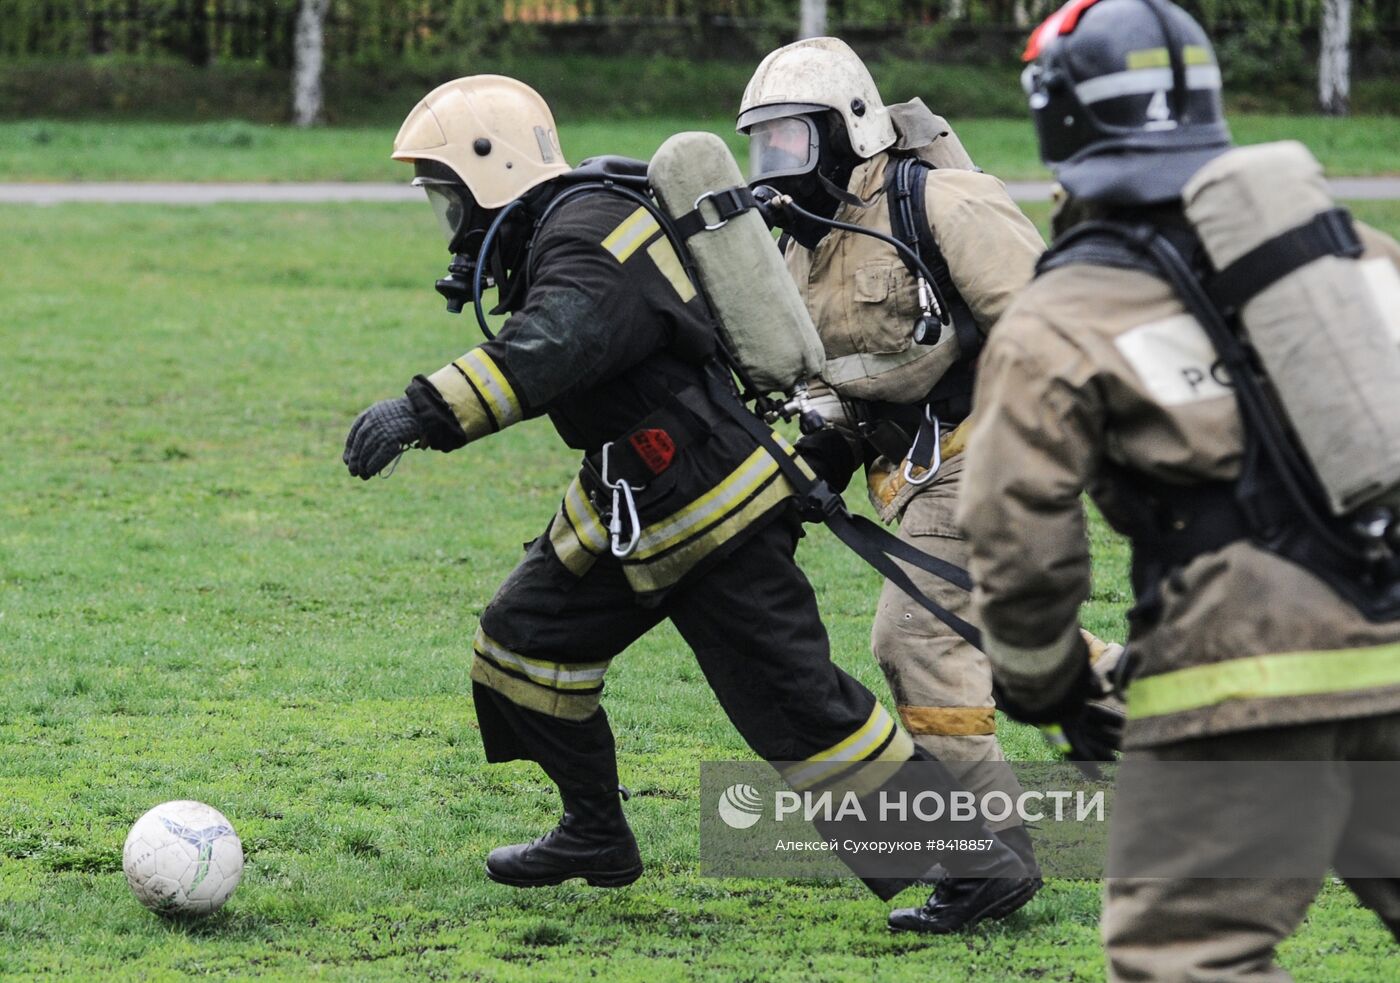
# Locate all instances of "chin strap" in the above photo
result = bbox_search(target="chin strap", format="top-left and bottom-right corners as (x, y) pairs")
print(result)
(817, 168), (874, 209)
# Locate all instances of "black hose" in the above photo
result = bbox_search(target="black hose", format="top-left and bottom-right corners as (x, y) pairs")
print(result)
(770, 193), (953, 326)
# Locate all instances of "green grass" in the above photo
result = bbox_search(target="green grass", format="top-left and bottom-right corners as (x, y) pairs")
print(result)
(3, 114), (1400, 185)
(2, 201), (1399, 979)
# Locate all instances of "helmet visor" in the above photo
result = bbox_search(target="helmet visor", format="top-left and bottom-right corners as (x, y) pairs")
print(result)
(747, 115), (820, 183)
(414, 178), (476, 248)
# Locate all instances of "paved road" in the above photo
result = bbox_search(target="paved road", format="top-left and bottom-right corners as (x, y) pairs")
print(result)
(4, 178), (1400, 205)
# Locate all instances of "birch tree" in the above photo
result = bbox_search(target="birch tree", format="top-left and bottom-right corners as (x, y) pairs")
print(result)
(1319, 0), (1351, 116)
(293, 0), (332, 127)
(800, 0), (827, 38)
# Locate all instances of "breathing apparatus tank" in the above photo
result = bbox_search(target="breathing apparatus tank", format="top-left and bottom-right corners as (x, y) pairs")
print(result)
(648, 131), (827, 397)
(887, 98), (977, 172)
(1182, 141), (1400, 517)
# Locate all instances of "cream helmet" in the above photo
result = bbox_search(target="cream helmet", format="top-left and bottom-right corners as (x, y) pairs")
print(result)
(392, 75), (570, 211)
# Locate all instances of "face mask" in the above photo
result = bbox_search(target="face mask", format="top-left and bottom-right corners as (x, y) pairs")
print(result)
(748, 115), (820, 185)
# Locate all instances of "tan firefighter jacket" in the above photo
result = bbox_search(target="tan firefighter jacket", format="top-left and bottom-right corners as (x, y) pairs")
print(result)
(958, 217), (1400, 748)
(784, 151), (1045, 405)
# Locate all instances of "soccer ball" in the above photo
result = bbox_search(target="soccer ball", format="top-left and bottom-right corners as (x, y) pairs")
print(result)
(122, 800), (244, 917)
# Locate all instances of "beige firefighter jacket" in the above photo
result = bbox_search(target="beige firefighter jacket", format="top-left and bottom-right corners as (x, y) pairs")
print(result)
(784, 151), (1044, 404)
(958, 219), (1400, 748)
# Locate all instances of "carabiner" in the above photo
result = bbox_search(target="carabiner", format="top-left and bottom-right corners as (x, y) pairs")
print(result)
(600, 441), (643, 558)
(902, 408), (941, 487)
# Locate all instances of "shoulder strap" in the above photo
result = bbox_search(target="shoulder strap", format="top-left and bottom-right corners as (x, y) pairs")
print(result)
(884, 158), (982, 365)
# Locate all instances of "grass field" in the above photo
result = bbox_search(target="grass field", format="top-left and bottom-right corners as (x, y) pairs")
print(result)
(3, 114), (1400, 184)
(3, 199), (1400, 979)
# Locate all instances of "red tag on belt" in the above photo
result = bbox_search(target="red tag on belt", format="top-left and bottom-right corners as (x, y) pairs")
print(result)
(628, 428), (676, 475)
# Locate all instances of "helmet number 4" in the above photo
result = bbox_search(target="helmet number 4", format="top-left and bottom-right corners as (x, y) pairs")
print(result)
(1146, 89), (1173, 125)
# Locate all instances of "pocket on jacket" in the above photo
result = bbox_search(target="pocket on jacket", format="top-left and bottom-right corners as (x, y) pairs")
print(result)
(853, 261), (915, 356)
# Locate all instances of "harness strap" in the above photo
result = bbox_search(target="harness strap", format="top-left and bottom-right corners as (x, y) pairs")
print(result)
(1040, 219), (1400, 620)
(672, 185), (760, 241)
(702, 363), (984, 649)
(885, 158), (982, 364)
(1207, 207), (1363, 314)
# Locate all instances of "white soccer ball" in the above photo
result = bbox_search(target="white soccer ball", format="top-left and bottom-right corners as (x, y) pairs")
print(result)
(122, 800), (244, 917)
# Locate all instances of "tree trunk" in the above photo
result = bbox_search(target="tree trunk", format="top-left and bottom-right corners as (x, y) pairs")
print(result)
(292, 0), (331, 127)
(799, 0), (826, 39)
(1319, 0), (1351, 116)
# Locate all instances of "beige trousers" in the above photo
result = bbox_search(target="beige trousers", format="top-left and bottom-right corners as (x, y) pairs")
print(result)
(1103, 714), (1400, 982)
(870, 454), (1027, 824)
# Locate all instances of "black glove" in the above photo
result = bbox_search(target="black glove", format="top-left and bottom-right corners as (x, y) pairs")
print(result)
(994, 653), (1125, 773)
(795, 427), (860, 493)
(343, 396), (424, 480)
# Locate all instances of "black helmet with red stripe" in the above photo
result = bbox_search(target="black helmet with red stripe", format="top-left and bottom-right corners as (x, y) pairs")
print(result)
(1022, 0), (1231, 204)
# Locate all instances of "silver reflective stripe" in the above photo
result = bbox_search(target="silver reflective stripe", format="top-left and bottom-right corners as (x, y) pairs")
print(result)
(475, 631), (608, 689)
(1075, 64), (1222, 105)
(630, 449), (777, 559)
(783, 704), (897, 791)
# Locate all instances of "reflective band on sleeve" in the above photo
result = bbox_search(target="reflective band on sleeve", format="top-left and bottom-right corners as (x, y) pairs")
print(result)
(602, 207), (661, 264)
(563, 478), (609, 554)
(1127, 641), (1400, 719)
(983, 620), (1083, 686)
(646, 236), (698, 303)
(548, 512), (599, 577)
(454, 349), (522, 430)
(426, 362), (494, 441)
(1075, 64), (1222, 106)
(898, 705), (997, 737)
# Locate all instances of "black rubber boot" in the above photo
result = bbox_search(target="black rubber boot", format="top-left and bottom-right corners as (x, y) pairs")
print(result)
(887, 828), (1042, 934)
(485, 786), (643, 888)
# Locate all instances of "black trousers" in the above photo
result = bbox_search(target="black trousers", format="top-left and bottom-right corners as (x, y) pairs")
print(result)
(472, 512), (900, 798)
(470, 510), (1026, 894)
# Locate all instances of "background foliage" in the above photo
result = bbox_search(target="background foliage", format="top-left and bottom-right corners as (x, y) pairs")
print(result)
(3, 0), (1400, 63)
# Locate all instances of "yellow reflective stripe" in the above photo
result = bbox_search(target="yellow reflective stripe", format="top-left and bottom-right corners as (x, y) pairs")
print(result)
(471, 657), (601, 722)
(621, 472), (792, 594)
(425, 362), (493, 440)
(632, 448), (779, 560)
(809, 703), (896, 764)
(563, 479), (608, 555)
(1126, 45), (1214, 69)
(645, 237), (697, 303)
(455, 349), (521, 429)
(1127, 642), (1400, 719)
(602, 207), (660, 263)
(839, 729), (917, 797)
(785, 704), (897, 791)
(474, 628), (609, 691)
(548, 513), (598, 577)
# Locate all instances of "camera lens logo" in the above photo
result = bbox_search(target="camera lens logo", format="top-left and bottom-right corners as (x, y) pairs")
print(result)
(717, 783), (764, 830)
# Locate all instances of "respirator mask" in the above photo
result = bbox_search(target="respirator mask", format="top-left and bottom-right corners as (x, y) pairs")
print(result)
(412, 160), (497, 314)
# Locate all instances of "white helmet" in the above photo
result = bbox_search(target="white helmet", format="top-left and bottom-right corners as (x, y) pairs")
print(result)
(737, 37), (896, 162)
(392, 75), (569, 210)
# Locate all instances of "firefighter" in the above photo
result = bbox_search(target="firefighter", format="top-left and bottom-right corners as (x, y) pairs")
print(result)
(342, 75), (1032, 918)
(960, 0), (1400, 977)
(738, 38), (1058, 931)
